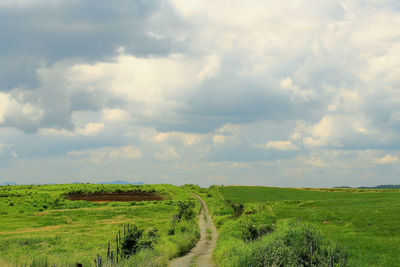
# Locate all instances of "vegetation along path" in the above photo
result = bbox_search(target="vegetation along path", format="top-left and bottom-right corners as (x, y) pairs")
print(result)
(170, 194), (217, 267)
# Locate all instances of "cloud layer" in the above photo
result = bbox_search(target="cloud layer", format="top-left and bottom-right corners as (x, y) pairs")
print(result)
(0, 0), (400, 186)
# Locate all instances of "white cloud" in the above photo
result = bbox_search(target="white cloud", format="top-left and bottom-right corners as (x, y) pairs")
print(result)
(103, 109), (128, 122)
(39, 127), (74, 137)
(67, 146), (142, 162)
(217, 123), (240, 135)
(47, 53), (204, 121)
(0, 93), (10, 123)
(76, 122), (104, 136)
(280, 77), (313, 102)
(375, 154), (399, 164)
(152, 131), (202, 146)
(265, 140), (299, 151)
(295, 155), (328, 168)
(198, 54), (220, 80)
(212, 135), (226, 145)
(294, 114), (377, 148)
(0, 92), (44, 126)
(155, 147), (180, 161)
(146, 31), (165, 40)
(39, 122), (104, 137)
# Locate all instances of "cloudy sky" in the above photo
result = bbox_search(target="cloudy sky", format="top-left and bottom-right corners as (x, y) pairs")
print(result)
(1, 0), (400, 187)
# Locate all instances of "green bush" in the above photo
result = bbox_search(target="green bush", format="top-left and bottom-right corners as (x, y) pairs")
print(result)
(241, 222), (275, 242)
(231, 203), (244, 218)
(226, 220), (348, 267)
(177, 201), (196, 221)
(121, 225), (153, 257)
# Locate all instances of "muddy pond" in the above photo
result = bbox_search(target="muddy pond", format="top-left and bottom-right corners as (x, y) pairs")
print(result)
(66, 191), (165, 202)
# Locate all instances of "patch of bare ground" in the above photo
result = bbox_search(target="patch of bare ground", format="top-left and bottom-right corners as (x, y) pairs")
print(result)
(66, 191), (165, 202)
(169, 194), (217, 267)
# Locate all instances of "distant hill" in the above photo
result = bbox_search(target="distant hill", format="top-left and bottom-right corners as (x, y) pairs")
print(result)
(0, 182), (17, 186)
(358, 185), (400, 189)
(98, 180), (145, 185)
(334, 185), (400, 189)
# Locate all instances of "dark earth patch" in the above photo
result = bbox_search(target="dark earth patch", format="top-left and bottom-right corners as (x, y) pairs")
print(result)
(66, 191), (165, 202)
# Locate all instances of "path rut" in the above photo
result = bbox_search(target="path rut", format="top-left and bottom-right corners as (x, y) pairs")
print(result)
(169, 194), (217, 267)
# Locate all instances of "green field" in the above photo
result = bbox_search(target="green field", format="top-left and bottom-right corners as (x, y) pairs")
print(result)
(197, 186), (400, 267)
(0, 184), (200, 266)
(2, 184), (400, 266)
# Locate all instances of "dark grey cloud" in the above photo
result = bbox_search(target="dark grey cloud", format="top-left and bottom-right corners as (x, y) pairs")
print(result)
(163, 76), (325, 133)
(0, 0), (185, 89)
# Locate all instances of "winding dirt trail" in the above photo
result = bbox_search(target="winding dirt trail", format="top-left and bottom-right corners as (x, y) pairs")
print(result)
(169, 194), (217, 267)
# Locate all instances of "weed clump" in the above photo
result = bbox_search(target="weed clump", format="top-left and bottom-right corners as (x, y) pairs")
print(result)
(231, 203), (244, 218)
(169, 200), (197, 235)
(177, 201), (196, 221)
(241, 222), (275, 242)
(228, 220), (348, 267)
(120, 225), (153, 257)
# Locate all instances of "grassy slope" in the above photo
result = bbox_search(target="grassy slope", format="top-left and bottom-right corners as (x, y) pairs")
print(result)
(217, 186), (400, 267)
(0, 184), (200, 266)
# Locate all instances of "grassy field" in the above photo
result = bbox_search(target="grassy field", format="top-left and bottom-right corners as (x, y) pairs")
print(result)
(0, 184), (200, 266)
(3, 184), (400, 266)
(198, 186), (400, 267)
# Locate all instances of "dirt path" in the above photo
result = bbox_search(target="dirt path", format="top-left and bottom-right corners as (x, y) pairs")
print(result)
(169, 194), (217, 267)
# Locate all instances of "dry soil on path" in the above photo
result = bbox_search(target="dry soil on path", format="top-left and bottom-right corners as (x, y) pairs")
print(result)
(169, 194), (217, 267)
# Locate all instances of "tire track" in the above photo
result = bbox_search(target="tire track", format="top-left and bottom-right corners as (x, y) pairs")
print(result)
(169, 194), (217, 267)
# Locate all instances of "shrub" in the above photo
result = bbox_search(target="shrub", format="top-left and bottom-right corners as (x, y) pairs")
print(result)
(231, 203), (244, 218)
(228, 220), (348, 267)
(177, 201), (196, 221)
(241, 222), (275, 242)
(120, 225), (153, 257)
(168, 228), (175, 236)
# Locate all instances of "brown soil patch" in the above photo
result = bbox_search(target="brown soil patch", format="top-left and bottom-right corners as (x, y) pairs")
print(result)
(66, 191), (165, 202)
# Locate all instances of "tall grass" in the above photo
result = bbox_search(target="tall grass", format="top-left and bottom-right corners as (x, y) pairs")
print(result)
(221, 220), (347, 267)
(0, 184), (200, 266)
(212, 186), (400, 266)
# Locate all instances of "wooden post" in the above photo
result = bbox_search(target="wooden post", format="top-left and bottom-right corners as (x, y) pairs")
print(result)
(107, 242), (110, 261)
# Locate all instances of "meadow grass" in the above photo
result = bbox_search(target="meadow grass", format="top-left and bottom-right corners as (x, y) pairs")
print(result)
(0, 184), (200, 266)
(205, 186), (400, 267)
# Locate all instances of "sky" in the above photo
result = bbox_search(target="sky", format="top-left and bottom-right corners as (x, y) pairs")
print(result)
(0, 0), (400, 187)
